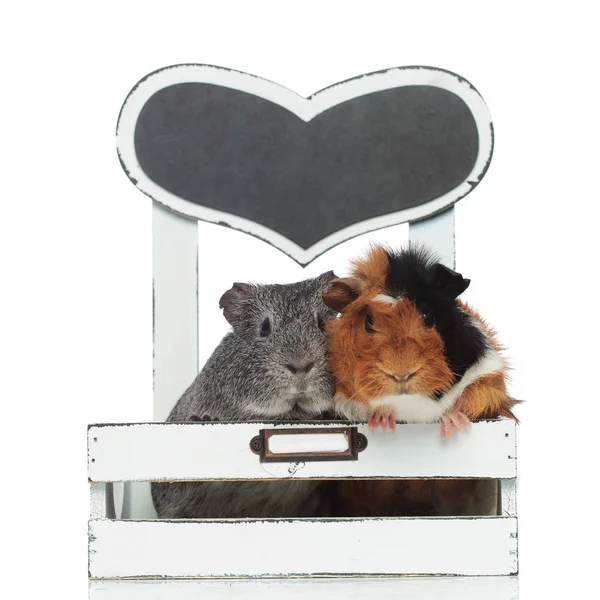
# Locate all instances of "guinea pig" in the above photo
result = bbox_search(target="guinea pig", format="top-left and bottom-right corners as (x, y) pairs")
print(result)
(151, 271), (338, 519)
(323, 244), (519, 518)
(322, 243), (519, 436)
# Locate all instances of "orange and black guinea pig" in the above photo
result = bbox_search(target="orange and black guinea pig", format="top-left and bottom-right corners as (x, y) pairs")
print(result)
(322, 243), (520, 437)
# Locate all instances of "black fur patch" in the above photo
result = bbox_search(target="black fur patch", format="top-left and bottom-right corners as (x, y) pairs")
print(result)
(382, 245), (488, 389)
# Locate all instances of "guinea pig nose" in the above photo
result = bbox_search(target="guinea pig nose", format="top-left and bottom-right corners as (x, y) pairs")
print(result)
(286, 361), (314, 374)
(391, 370), (418, 383)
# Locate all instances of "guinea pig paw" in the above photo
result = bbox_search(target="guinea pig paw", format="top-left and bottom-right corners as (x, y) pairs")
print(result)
(368, 408), (396, 433)
(440, 412), (471, 439)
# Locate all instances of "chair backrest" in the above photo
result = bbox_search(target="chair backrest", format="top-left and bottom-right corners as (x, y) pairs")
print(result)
(116, 64), (493, 422)
(115, 64), (494, 521)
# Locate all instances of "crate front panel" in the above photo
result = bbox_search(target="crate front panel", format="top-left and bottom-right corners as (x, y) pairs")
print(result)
(88, 516), (517, 578)
(88, 420), (516, 482)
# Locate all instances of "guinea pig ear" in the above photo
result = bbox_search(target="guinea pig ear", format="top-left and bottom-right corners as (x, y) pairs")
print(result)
(316, 270), (339, 286)
(322, 277), (364, 313)
(434, 264), (471, 299)
(219, 282), (254, 325)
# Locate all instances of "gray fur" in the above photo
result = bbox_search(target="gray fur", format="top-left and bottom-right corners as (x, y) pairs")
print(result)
(151, 272), (338, 519)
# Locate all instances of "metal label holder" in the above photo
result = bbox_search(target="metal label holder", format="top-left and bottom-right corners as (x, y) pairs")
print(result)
(249, 426), (368, 463)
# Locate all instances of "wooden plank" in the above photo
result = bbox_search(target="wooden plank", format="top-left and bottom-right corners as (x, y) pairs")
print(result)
(88, 517), (518, 578)
(409, 206), (455, 268)
(89, 575), (519, 599)
(118, 203), (199, 522)
(88, 420), (517, 483)
(152, 202), (198, 422)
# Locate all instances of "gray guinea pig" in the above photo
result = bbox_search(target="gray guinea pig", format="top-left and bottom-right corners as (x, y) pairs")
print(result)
(151, 271), (338, 519)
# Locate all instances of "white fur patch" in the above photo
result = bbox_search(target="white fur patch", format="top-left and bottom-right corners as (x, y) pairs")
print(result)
(438, 349), (506, 412)
(336, 349), (507, 423)
(369, 392), (455, 423)
(372, 294), (403, 306)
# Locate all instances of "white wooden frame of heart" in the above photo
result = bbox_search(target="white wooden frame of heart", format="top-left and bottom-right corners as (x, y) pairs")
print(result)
(117, 64), (493, 265)
(89, 65), (518, 588)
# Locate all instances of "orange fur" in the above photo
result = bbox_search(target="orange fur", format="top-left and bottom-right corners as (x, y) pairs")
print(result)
(324, 246), (520, 422)
(326, 296), (454, 407)
(349, 244), (389, 292)
(457, 301), (520, 421)
(323, 245), (520, 518)
(324, 243), (456, 407)
(454, 372), (520, 421)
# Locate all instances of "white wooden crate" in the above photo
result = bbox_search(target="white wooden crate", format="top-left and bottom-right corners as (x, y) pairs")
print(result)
(88, 420), (518, 579)
(94, 65), (519, 591)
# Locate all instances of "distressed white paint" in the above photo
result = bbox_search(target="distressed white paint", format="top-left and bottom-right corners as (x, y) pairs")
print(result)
(88, 420), (516, 482)
(152, 202), (198, 422)
(499, 478), (518, 517)
(89, 575), (519, 599)
(117, 67), (491, 265)
(268, 432), (349, 454)
(88, 517), (517, 578)
(116, 203), (199, 522)
(409, 206), (455, 268)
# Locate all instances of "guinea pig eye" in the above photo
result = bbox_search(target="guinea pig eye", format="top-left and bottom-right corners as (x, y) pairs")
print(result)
(259, 317), (272, 337)
(365, 312), (375, 334)
(422, 312), (435, 328)
(317, 314), (326, 332)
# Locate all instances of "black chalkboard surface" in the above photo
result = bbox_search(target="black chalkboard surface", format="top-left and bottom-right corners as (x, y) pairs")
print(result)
(117, 65), (493, 264)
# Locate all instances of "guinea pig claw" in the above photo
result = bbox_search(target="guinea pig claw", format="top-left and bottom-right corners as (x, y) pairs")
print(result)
(368, 409), (396, 433)
(440, 412), (471, 439)
(457, 412), (471, 428)
(368, 413), (382, 430)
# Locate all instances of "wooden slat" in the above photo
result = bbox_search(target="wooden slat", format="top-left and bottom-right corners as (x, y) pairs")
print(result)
(88, 517), (518, 578)
(88, 420), (517, 483)
(152, 202), (198, 422)
(89, 575), (519, 599)
(409, 206), (455, 268)
(122, 204), (199, 522)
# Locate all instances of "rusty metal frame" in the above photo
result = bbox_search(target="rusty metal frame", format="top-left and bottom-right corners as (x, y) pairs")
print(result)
(249, 426), (368, 463)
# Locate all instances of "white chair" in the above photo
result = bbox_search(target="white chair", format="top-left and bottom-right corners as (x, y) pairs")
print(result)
(88, 65), (517, 595)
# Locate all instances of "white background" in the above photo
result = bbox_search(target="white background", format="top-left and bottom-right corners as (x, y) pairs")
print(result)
(1, 1), (598, 597)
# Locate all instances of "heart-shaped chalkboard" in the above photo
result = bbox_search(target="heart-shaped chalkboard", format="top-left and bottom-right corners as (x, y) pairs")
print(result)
(117, 65), (493, 264)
